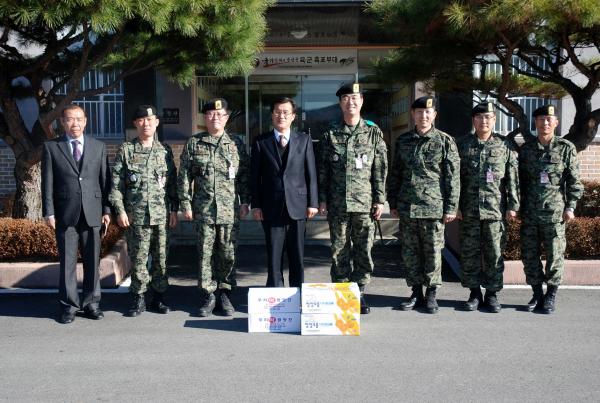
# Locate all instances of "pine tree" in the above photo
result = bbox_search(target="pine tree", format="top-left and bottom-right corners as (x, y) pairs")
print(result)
(370, 0), (600, 149)
(0, 0), (273, 219)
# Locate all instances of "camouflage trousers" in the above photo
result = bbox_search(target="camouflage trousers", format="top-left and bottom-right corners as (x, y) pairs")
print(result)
(328, 213), (375, 286)
(460, 217), (506, 292)
(126, 223), (169, 295)
(195, 222), (238, 294)
(399, 217), (445, 288)
(521, 220), (566, 286)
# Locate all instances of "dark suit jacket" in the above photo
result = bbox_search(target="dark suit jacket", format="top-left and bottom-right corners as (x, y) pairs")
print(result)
(42, 135), (111, 227)
(250, 130), (318, 221)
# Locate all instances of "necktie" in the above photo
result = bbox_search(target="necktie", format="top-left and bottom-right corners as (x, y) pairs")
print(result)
(279, 135), (288, 148)
(72, 140), (81, 162)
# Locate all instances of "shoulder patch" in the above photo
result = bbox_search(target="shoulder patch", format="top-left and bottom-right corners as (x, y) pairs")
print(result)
(364, 119), (375, 127)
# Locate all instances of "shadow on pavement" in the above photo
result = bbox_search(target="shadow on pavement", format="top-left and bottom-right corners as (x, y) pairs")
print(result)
(184, 317), (247, 333)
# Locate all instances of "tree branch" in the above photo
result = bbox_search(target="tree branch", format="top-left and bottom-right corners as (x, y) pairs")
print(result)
(560, 32), (594, 81)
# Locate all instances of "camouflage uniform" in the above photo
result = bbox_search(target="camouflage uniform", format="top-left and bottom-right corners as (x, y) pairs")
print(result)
(519, 136), (583, 286)
(178, 131), (249, 294)
(318, 119), (387, 286)
(456, 133), (519, 292)
(109, 138), (178, 295)
(387, 126), (460, 287)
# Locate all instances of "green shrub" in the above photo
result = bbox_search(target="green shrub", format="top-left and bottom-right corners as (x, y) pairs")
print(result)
(0, 218), (124, 262)
(576, 180), (600, 217)
(504, 217), (600, 260)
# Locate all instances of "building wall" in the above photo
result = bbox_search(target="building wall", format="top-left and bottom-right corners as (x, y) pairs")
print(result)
(579, 141), (600, 180)
(0, 146), (16, 198)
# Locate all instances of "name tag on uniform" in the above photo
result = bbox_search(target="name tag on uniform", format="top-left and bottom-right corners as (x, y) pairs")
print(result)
(486, 169), (495, 183)
(355, 157), (363, 169)
(540, 171), (550, 184)
(228, 166), (236, 179)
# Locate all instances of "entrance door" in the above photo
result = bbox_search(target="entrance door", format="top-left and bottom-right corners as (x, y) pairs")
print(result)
(247, 74), (355, 144)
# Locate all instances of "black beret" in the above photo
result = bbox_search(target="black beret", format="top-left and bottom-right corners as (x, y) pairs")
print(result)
(411, 96), (436, 109)
(472, 102), (495, 116)
(532, 104), (556, 117)
(336, 83), (362, 98)
(132, 105), (158, 120)
(201, 98), (228, 113)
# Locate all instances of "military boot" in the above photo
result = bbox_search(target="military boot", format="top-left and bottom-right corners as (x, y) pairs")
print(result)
(218, 290), (235, 316)
(399, 286), (424, 311)
(483, 290), (501, 313)
(198, 292), (216, 317)
(464, 287), (483, 311)
(542, 285), (558, 314)
(126, 294), (145, 317)
(358, 285), (370, 315)
(149, 292), (170, 314)
(526, 284), (544, 312)
(425, 287), (439, 314)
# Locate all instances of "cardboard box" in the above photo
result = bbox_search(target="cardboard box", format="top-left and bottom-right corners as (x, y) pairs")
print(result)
(248, 313), (301, 333)
(247, 287), (301, 314)
(301, 283), (360, 315)
(300, 313), (360, 336)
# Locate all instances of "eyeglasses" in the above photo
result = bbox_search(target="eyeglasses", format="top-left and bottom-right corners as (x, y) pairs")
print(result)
(474, 114), (495, 121)
(205, 112), (229, 120)
(63, 117), (86, 123)
(273, 111), (294, 117)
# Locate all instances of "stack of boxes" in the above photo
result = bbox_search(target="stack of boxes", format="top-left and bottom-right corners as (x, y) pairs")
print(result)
(247, 283), (361, 335)
(300, 283), (361, 336)
(247, 287), (301, 333)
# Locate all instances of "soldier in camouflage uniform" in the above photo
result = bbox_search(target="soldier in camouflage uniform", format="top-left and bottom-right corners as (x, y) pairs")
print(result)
(318, 83), (388, 315)
(387, 96), (460, 314)
(109, 105), (179, 317)
(456, 102), (519, 313)
(178, 98), (250, 317)
(519, 105), (583, 314)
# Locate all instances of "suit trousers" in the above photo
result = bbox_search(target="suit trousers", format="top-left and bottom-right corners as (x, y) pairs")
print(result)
(262, 218), (306, 288)
(55, 211), (101, 313)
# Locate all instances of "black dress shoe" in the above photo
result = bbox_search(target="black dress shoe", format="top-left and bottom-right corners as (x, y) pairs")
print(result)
(83, 307), (104, 320)
(59, 311), (75, 324)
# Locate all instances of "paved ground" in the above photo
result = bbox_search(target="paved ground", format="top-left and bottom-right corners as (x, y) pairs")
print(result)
(1, 244), (599, 402)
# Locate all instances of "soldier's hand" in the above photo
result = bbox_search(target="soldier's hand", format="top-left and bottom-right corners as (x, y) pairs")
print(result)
(506, 210), (517, 222)
(252, 208), (263, 221)
(319, 202), (327, 216)
(183, 210), (193, 221)
(456, 210), (463, 221)
(240, 204), (250, 218)
(443, 214), (456, 224)
(169, 212), (178, 228)
(563, 209), (575, 223)
(117, 213), (129, 228)
(307, 207), (318, 219)
(390, 209), (399, 219)
(371, 204), (384, 220)
(45, 216), (56, 230)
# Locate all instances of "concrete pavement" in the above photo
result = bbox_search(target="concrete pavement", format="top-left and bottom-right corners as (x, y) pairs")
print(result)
(1, 244), (599, 402)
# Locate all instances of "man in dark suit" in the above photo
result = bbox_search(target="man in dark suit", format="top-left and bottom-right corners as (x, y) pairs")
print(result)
(250, 97), (318, 287)
(42, 104), (112, 324)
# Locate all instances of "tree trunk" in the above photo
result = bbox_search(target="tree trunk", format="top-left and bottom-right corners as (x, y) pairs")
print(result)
(564, 96), (600, 152)
(12, 157), (42, 221)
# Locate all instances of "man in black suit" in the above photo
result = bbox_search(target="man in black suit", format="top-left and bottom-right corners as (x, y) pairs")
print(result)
(42, 104), (112, 324)
(250, 97), (318, 287)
